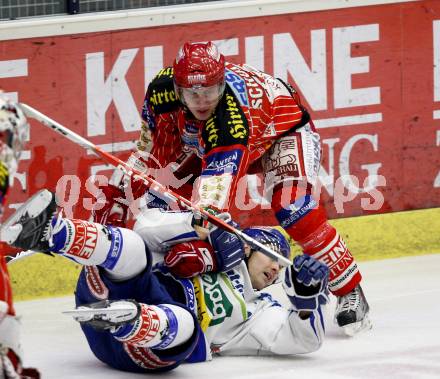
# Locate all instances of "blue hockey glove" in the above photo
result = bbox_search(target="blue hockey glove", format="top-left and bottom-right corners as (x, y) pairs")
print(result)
(283, 254), (329, 312)
(208, 213), (245, 271)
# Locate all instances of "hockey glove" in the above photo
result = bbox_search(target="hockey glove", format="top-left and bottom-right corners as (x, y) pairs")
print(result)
(283, 254), (329, 312)
(91, 183), (128, 228)
(208, 214), (245, 271)
(164, 240), (217, 278)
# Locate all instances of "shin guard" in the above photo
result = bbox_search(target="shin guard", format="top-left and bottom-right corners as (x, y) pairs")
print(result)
(273, 186), (361, 296)
(51, 219), (148, 280)
(112, 304), (194, 350)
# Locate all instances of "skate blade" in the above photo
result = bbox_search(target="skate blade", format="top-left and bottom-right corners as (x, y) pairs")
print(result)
(63, 307), (137, 322)
(342, 314), (372, 337)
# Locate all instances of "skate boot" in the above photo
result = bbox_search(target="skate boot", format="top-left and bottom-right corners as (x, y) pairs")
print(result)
(335, 284), (372, 336)
(0, 189), (57, 253)
(63, 299), (140, 330)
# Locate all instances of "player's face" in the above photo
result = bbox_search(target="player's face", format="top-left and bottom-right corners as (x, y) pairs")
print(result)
(180, 84), (223, 120)
(247, 250), (281, 290)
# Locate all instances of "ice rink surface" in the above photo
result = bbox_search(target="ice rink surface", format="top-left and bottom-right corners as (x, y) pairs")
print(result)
(16, 254), (440, 379)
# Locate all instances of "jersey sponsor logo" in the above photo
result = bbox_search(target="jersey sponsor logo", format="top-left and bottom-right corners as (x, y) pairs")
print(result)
(204, 149), (242, 176)
(265, 136), (303, 179)
(202, 273), (233, 326)
(180, 278), (196, 313)
(65, 220), (98, 259)
(227, 64), (264, 108)
(276, 195), (318, 228)
(149, 88), (177, 107)
(192, 273), (233, 330)
(225, 70), (249, 107)
(148, 67), (179, 114)
(198, 174), (232, 210)
(225, 93), (247, 140)
(205, 115), (220, 148)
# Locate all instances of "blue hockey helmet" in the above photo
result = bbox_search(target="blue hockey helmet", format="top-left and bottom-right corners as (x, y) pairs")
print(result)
(242, 227), (291, 260)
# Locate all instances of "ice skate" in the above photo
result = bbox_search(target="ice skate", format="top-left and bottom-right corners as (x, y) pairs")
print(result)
(0, 189), (57, 253)
(335, 284), (372, 336)
(63, 300), (140, 330)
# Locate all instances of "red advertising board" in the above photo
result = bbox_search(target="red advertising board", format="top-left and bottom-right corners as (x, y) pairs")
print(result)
(0, 0), (439, 226)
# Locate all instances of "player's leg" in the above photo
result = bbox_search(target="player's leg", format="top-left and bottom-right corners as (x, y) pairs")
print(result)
(73, 267), (201, 373)
(0, 255), (21, 379)
(264, 124), (371, 335)
(0, 189), (147, 281)
(0, 189), (200, 372)
(0, 256), (40, 378)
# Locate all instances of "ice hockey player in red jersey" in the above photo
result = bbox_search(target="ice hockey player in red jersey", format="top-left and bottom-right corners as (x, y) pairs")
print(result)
(99, 41), (370, 336)
(0, 96), (40, 378)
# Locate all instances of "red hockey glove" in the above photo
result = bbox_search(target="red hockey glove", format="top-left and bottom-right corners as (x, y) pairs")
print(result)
(91, 183), (128, 228)
(164, 240), (217, 278)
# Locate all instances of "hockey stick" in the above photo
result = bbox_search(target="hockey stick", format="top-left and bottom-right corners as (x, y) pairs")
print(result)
(19, 103), (292, 267)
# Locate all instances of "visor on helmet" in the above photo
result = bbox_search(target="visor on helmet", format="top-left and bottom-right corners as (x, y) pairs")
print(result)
(243, 227), (291, 260)
(176, 82), (225, 107)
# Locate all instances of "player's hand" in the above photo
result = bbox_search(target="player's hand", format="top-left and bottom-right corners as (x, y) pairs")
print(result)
(164, 240), (217, 278)
(92, 183), (128, 227)
(283, 255), (329, 313)
(208, 214), (244, 271)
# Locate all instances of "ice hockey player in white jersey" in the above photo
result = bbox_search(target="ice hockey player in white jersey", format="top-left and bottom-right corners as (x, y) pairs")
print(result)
(0, 96), (40, 379)
(0, 189), (329, 374)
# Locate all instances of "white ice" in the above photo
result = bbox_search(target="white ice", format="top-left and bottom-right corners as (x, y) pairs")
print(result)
(16, 254), (440, 379)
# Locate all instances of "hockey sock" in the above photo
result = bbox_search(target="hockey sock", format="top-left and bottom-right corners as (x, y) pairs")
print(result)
(111, 304), (194, 349)
(50, 218), (148, 280)
(273, 185), (361, 296)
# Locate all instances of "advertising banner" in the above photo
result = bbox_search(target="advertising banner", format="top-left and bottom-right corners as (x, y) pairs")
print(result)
(0, 0), (439, 226)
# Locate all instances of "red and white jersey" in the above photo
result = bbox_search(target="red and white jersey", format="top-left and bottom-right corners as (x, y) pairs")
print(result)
(138, 63), (309, 211)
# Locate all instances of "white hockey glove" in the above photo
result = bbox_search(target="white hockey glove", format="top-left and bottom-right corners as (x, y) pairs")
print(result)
(283, 254), (329, 313)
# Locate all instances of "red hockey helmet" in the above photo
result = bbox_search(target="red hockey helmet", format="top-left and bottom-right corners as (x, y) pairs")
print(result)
(173, 42), (226, 112)
(173, 42), (225, 88)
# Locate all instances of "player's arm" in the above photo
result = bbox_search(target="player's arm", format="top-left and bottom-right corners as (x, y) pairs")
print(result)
(222, 255), (329, 356)
(270, 78), (311, 133)
(194, 90), (250, 213)
(92, 70), (183, 225)
(163, 216), (245, 277)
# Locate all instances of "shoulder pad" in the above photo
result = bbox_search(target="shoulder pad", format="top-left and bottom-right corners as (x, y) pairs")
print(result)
(147, 67), (180, 114)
